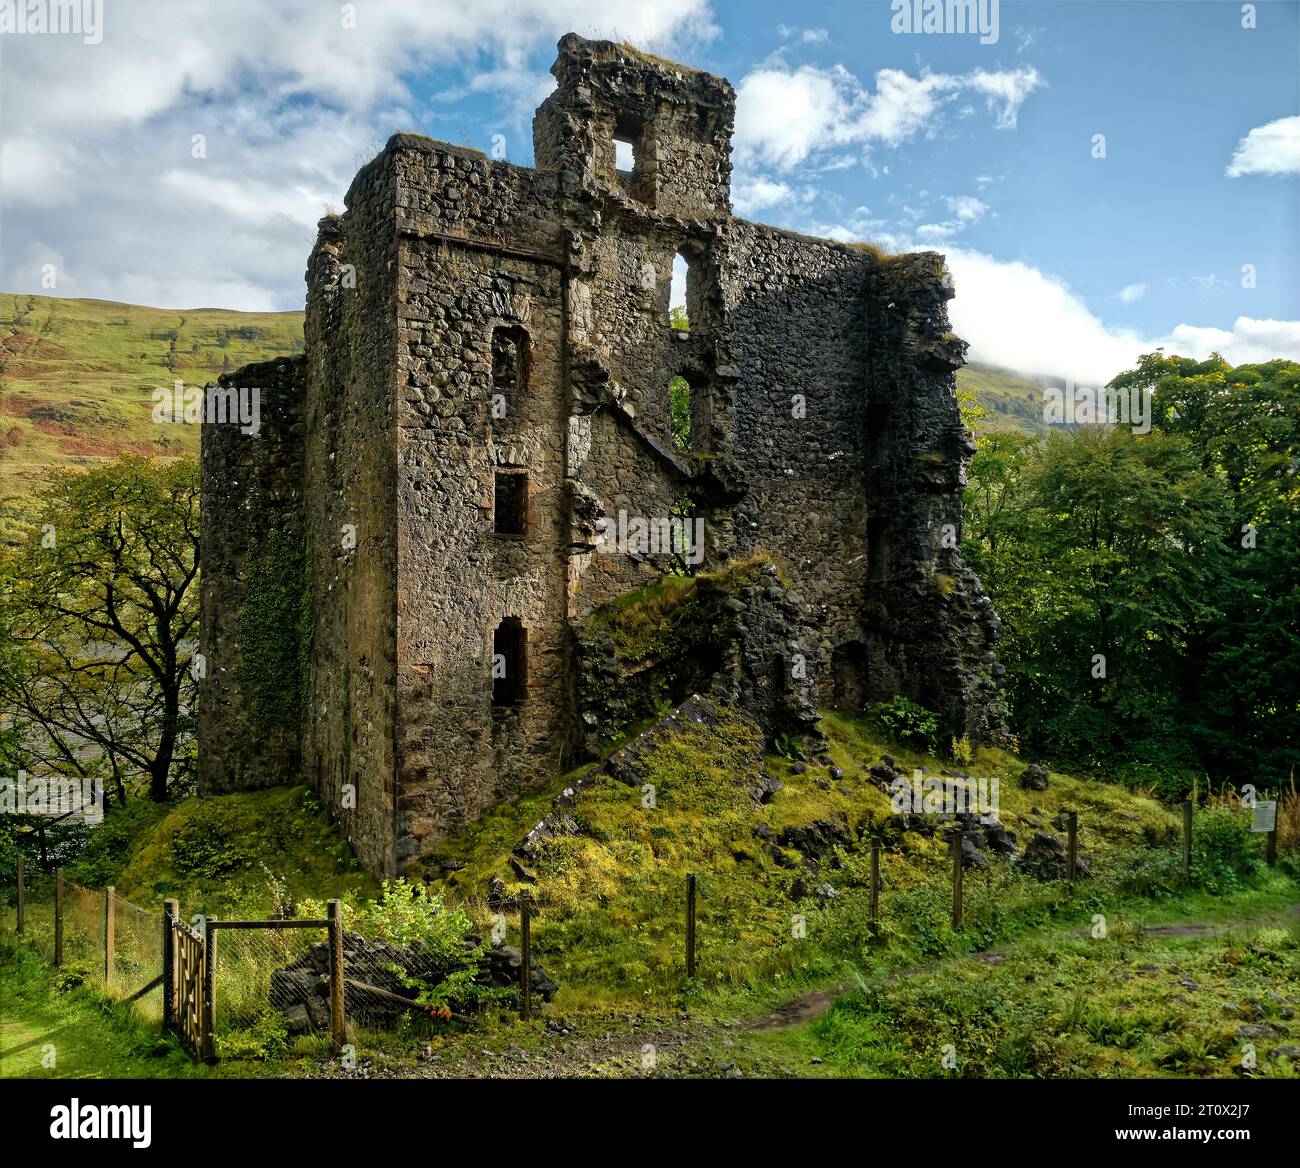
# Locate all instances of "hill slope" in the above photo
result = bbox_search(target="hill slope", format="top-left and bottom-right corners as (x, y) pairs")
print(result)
(0, 293), (304, 532)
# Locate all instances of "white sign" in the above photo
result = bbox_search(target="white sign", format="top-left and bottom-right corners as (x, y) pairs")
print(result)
(1251, 801), (1277, 833)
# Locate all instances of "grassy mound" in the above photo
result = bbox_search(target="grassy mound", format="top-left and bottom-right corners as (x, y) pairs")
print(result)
(68, 786), (376, 917)
(425, 701), (1194, 1015)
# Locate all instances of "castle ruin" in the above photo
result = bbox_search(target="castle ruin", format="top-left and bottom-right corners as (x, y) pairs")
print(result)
(199, 34), (1004, 876)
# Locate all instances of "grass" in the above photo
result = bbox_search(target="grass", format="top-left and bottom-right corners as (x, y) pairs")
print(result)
(0, 939), (198, 1079)
(956, 361), (1051, 436)
(421, 700), (1210, 1021)
(736, 877), (1300, 1079)
(66, 785), (378, 918)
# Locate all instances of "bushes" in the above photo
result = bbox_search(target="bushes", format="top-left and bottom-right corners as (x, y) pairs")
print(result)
(868, 696), (939, 750)
(1189, 805), (1260, 895)
(302, 879), (490, 1013)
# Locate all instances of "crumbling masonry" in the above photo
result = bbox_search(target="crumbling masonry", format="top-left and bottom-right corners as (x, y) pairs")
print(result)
(199, 35), (1004, 876)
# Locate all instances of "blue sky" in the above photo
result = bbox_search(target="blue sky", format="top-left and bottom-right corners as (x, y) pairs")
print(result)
(3, 0), (1297, 382)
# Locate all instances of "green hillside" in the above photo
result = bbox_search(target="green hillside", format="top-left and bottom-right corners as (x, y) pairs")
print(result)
(0, 294), (304, 534)
(957, 361), (1050, 435)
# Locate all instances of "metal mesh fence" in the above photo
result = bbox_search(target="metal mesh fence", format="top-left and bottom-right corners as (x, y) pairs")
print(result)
(211, 923), (331, 1045)
(1, 872), (163, 1021)
(62, 879), (106, 973)
(112, 894), (164, 1021)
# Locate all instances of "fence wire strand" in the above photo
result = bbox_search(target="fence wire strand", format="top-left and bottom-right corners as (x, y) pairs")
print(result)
(213, 925), (329, 1040)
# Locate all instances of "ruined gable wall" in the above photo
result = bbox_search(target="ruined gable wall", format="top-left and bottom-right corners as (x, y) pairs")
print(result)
(198, 356), (306, 793)
(861, 252), (1004, 739)
(715, 222), (876, 704)
(299, 153), (402, 874)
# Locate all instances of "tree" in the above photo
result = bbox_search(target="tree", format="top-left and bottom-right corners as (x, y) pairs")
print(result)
(0, 456), (200, 802)
(964, 353), (1299, 789)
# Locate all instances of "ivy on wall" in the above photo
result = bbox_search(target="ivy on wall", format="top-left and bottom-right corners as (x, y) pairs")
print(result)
(236, 518), (313, 732)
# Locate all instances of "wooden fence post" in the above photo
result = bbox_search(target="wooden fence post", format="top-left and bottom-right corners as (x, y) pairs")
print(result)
(519, 898), (532, 1021)
(950, 834), (963, 931)
(869, 843), (881, 937)
(327, 900), (345, 1053)
(162, 899), (177, 1030)
(15, 856), (23, 935)
(685, 874), (697, 980)
(202, 920), (216, 1063)
(1066, 811), (1078, 881)
(54, 868), (63, 967)
(1181, 800), (1193, 874)
(104, 885), (115, 988)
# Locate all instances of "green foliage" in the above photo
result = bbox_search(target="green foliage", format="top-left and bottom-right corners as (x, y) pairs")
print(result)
(215, 1009), (290, 1061)
(668, 375), (692, 453)
(1189, 805), (1260, 895)
(0, 455), (201, 801)
(101, 785), (375, 915)
(868, 696), (939, 749)
(304, 879), (489, 1012)
(964, 355), (1300, 792)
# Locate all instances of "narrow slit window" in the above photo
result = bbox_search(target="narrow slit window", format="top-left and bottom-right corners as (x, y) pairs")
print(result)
(670, 252), (690, 331)
(494, 470), (527, 536)
(492, 619), (526, 707)
(491, 326), (528, 394)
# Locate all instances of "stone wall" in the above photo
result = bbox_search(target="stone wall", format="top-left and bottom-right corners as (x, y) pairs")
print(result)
(297, 150), (403, 874)
(199, 33), (1005, 878)
(197, 356), (306, 792)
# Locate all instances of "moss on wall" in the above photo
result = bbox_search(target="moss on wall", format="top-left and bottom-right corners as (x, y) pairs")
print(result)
(235, 518), (313, 734)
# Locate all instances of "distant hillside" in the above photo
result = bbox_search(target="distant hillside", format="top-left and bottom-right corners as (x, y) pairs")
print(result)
(957, 360), (1050, 436)
(0, 294), (1048, 535)
(0, 294), (304, 533)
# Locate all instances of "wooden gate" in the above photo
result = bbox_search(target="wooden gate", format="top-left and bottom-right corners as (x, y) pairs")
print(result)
(163, 900), (208, 1059)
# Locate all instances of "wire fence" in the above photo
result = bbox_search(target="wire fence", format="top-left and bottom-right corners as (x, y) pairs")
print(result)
(211, 923), (330, 1042)
(1, 869), (163, 1021)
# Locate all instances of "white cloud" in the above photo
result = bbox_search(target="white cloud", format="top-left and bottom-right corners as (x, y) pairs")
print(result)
(946, 195), (988, 222)
(734, 61), (1044, 170)
(0, 0), (718, 309)
(732, 176), (798, 216)
(943, 248), (1300, 384)
(1226, 115), (1300, 177)
(777, 25), (828, 43)
(1117, 282), (1147, 303)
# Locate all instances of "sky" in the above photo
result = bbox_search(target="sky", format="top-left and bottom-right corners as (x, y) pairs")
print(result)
(2, 0), (1298, 384)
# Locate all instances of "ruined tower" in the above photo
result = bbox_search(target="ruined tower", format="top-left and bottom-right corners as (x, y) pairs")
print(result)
(199, 34), (1004, 876)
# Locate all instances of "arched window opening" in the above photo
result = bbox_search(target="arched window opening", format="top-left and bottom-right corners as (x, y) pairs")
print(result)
(612, 115), (653, 204)
(492, 618), (526, 707)
(491, 325), (529, 395)
(670, 253), (690, 332)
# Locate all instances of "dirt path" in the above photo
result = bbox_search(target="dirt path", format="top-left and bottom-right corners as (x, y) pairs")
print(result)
(744, 904), (1300, 1034)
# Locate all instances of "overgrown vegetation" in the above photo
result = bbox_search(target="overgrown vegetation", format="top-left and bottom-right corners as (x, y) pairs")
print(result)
(964, 355), (1300, 795)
